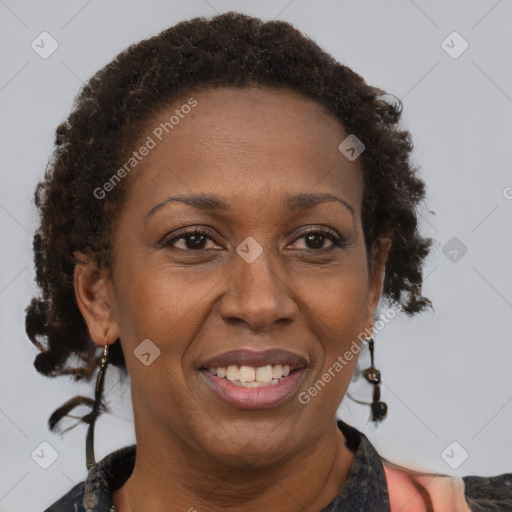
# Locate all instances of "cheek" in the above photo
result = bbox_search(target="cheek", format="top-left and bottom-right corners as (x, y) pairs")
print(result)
(308, 263), (369, 347)
(301, 275), (367, 413)
(113, 254), (206, 335)
(112, 256), (222, 382)
(112, 261), (207, 417)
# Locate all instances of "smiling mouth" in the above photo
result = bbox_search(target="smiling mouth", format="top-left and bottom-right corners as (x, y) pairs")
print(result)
(199, 365), (307, 409)
(202, 363), (302, 387)
(198, 348), (308, 408)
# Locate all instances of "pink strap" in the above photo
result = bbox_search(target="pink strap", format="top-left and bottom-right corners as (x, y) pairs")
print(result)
(383, 462), (472, 512)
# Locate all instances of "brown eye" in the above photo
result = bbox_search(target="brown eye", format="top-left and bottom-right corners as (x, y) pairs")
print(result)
(304, 232), (329, 250)
(180, 233), (208, 250)
(290, 229), (345, 252)
(162, 229), (220, 251)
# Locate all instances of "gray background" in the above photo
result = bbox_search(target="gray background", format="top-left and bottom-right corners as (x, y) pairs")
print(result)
(1, 0), (511, 510)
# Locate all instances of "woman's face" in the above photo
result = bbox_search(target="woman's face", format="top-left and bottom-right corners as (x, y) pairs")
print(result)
(81, 87), (388, 466)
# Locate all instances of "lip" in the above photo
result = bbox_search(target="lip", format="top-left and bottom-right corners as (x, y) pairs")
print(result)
(199, 367), (307, 409)
(199, 348), (308, 370)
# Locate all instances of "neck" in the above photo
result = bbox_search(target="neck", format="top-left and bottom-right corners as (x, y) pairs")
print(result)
(114, 421), (355, 512)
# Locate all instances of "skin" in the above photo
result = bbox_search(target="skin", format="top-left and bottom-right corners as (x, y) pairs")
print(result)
(74, 87), (390, 512)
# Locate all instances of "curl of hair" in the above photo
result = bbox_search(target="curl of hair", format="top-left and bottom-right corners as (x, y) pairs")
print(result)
(26, 12), (432, 434)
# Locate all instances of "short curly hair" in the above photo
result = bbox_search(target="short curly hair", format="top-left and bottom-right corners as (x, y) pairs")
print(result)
(26, 12), (431, 433)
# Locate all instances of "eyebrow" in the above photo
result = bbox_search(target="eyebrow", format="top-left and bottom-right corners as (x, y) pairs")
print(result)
(145, 192), (355, 220)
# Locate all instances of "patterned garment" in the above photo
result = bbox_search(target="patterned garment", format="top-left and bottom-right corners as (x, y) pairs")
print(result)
(42, 420), (512, 512)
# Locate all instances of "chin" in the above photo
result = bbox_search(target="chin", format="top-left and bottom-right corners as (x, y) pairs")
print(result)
(202, 428), (295, 469)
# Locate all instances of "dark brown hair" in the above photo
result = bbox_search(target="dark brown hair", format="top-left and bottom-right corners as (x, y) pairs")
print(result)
(26, 12), (431, 433)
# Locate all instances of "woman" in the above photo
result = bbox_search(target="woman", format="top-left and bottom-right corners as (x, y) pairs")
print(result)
(27, 12), (511, 512)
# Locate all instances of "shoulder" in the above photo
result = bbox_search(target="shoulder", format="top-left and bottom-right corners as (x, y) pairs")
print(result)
(463, 472), (512, 511)
(40, 444), (136, 512)
(382, 460), (512, 512)
(42, 481), (86, 512)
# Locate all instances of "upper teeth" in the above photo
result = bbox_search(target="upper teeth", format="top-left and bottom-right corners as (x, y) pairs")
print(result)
(208, 364), (291, 382)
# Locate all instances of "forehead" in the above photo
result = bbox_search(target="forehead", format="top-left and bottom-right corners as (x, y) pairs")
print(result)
(124, 87), (364, 217)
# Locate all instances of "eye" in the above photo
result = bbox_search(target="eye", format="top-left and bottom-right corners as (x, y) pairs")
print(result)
(289, 228), (345, 252)
(161, 228), (221, 251)
(160, 227), (346, 253)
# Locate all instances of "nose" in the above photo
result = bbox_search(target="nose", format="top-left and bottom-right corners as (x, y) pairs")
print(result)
(219, 247), (298, 332)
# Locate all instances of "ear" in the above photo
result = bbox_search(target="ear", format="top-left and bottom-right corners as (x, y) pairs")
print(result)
(73, 251), (120, 346)
(364, 238), (392, 331)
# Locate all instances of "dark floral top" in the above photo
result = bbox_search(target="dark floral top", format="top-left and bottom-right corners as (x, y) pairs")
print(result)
(43, 420), (512, 512)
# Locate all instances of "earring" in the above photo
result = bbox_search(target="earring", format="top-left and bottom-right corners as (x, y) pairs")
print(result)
(85, 332), (110, 470)
(363, 337), (387, 421)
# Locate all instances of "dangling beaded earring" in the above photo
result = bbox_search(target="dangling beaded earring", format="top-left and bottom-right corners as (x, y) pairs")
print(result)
(85, 331), (110, 470)
(362, 337), (387, 421)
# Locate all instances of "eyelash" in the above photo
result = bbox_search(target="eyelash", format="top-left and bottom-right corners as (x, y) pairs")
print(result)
(161, 227), (346, 253)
